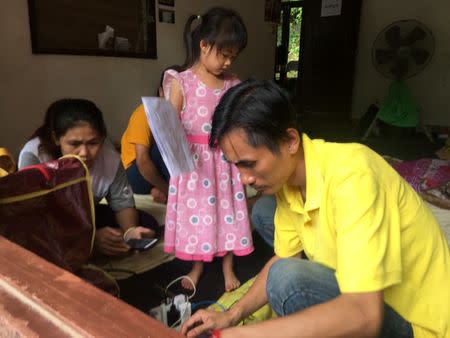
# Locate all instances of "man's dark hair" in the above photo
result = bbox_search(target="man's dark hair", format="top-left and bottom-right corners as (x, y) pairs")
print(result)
(209, 79), (299, 153)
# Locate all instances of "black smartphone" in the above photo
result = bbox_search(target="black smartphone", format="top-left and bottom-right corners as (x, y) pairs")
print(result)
(126, 238), (158, 251)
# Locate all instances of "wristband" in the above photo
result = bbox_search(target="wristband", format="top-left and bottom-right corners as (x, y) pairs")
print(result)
(210, 329), (221, 338)
(123, 226), (137, 241)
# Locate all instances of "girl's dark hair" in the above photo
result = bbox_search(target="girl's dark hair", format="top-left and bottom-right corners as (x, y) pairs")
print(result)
(183, 7), (247, 68)
(31, 99), (107, 158)
(210, 79), (299, 154)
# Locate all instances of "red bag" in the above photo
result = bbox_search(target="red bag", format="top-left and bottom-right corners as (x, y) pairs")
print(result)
(0, 155), (118, 295)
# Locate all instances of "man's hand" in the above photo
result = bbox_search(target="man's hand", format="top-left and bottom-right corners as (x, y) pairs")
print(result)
(181, 309), (236, 338)
(95, 227), (129, 256)
(150, 187), (167, 204)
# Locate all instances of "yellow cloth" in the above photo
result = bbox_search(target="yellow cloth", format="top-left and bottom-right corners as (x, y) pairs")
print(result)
(274, 134), (450, 338)
(120, 104), (153, 169)
(0, 148), (16, 177)
(209, 277), (276, 325)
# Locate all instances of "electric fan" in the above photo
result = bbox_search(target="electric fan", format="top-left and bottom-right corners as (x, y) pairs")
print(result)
(363, 19), (435, 140)
(372, 19), (434, 80)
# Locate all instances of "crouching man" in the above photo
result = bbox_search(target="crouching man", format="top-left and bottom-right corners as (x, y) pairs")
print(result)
(181, 79), (450, 338)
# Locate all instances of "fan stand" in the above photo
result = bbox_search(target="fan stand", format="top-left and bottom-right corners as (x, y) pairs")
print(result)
(366, 20), (435, 144)
(361, 112), (434, 143)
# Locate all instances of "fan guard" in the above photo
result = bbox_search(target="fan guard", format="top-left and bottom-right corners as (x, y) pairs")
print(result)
(372, 19), (435, 80)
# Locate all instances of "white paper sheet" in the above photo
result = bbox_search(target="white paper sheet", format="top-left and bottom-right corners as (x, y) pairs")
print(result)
(321, 0), (342, 17)
(142, 97), (195, 177)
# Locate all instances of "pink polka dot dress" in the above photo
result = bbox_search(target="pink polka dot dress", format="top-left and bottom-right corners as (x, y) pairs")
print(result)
(162, 69), (253, 262)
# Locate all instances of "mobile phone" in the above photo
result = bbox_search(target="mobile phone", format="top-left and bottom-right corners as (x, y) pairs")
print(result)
(126, 238), (158, 251)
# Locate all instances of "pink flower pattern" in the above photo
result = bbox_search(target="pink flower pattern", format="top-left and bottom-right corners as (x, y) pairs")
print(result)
(163, 69), (253, 262)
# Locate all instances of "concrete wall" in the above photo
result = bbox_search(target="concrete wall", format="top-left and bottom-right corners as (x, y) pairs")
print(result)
(352, 0), (450, 126)
(0, 0), (276, 156)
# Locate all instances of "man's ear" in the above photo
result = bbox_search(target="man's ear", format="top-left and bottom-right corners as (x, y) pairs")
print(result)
(286, 128), (301, 154)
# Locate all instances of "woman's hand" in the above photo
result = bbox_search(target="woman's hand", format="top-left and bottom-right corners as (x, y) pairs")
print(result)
(123, 226), (155, 241)
(95, 227), (130, 256)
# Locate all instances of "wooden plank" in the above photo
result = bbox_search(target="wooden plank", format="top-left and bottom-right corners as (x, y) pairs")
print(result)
(0, 237), (182, 337)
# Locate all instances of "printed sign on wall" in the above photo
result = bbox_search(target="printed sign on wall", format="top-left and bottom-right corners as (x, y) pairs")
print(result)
(321, 0), (342, 17)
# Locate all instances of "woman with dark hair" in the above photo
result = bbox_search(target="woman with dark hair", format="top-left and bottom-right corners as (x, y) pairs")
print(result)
(19, 98), (159, 256)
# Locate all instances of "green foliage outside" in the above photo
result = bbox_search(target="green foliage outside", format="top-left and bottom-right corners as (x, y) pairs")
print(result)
(276, 6), (302, 79)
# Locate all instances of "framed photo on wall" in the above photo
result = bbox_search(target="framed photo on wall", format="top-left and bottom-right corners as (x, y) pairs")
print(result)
(28, 0), (157, 58)
(159, 8), (175, 24)
(158, 0), (174, 7)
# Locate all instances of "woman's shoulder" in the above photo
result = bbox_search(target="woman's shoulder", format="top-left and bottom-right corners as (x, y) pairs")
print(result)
(21, 137), (40, 151)
(99, 139), (121, 164)
(89, 138), (121, 199)
(18, 137), (52, 169)
(19, 137), (43, 159)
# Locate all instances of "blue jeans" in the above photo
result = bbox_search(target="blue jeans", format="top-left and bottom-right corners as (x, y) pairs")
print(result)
(126, 144), (169, 194)
(251, 195), (276, 247)
(266, 258), (413, 338)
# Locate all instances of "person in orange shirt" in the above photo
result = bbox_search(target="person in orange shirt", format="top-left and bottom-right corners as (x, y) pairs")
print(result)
(121, 66), (181, 203)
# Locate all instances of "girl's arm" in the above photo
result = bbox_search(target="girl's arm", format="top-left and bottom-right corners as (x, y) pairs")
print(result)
(168, 78), (183, 116)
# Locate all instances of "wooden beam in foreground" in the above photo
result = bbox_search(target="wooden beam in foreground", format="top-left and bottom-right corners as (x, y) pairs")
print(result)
(0, 236), (182, 338)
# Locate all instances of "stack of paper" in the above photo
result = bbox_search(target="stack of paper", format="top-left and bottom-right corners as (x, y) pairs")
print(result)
(142, 97), (195, 177)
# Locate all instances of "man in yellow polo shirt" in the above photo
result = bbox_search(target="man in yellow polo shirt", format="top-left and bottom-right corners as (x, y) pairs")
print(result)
(182, 80), (450, 338)
(121, 104), (169, 203)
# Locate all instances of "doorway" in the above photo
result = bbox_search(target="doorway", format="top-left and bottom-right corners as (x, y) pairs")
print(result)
(274, 0), (362, 119)
(274, 1), (303, 99)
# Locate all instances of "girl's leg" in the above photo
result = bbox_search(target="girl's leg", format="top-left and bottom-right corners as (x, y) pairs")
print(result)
(182, 261), (204, 290)
(222, 252), (241, 292)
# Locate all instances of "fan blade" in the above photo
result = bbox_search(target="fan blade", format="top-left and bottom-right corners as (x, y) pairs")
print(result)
(385, 25), (402, 49)
(410, 47), (430, 65)
(375, 49), (396, 64)
(404, 26), (427, 45)
(390, 58), (409, 79)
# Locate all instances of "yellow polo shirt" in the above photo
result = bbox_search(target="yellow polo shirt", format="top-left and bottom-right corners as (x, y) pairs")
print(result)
(274, 134), (450, 338)
(120, 104), (153, 169)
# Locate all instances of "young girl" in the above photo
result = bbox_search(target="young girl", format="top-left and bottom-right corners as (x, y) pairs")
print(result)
(162, 7), (253, 292)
